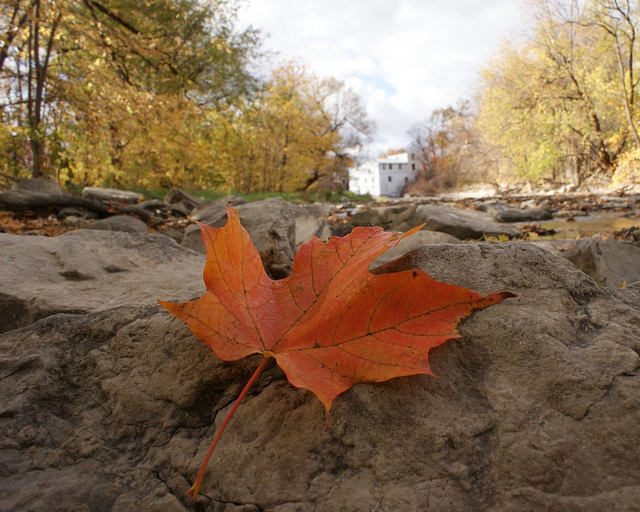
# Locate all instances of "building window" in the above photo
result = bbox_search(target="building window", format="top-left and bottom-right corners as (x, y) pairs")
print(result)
(388, 176), (392, 182)
(405, 177), (409, 183)
(412, 163), (416, 170)
(389, 164), (393, 170)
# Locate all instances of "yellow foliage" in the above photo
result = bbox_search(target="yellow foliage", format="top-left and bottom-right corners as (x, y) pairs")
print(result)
(221, 62), (372, 193)
(477, 0), (636, 185)
(612, 148), (640, 185)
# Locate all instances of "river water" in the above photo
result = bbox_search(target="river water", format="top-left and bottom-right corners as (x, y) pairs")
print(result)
(520, 211), (640, 239)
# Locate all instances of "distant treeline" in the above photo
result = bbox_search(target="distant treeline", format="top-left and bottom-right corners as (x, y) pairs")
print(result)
(406, 0), (640, 193)
(2, 0), (639, 194)
(0, 0), (373, 193)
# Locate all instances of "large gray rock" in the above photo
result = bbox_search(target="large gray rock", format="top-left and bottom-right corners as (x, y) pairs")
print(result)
(189, 195), (247, 224)
(561, 239), (640, 287)
(415, 204), (522, 239)
(1, 242), (639, 511)
(295, 216), (332, 248)
(351, 204), (419, 232)
(12, 177), (65, 195)
(494, 207), (553, 223)
(182, 196), (296, 279)
(84, 214), (149, 233)
(290, 203), (332, 248)
(82, 186), (143, 205)
(474, 201), (511, 217)
(371, 230), (461, 267)
(0, 230), (205, 333)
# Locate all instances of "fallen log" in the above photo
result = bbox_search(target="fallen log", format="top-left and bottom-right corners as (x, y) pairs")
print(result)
(0, 190), (160, 223)
(0, 190), (110, 215)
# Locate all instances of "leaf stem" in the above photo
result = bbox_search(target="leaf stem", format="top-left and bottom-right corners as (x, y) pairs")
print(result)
(185, 356), (271, 501)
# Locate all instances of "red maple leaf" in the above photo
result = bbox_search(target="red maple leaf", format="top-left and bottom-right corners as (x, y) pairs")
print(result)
(159, 206), (514, 499)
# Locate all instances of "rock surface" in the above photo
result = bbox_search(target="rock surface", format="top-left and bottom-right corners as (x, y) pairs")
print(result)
(290, 203), (332, 248)
(1, 239), (639, 511)
(0, 230), (205, 333)
(188, 195), (247, 224)
(371, 230), (461, 267)
(415, 204), (522, 239)
(12, 177), (65, 195)
(561, 239), (640, 287)
(182, 197), (296, 278)
(351, 204), (418, 232)
(294, 216), (332, 248)
(84, 215), (149, 233)
(493, 207), (553, 223)
(82, 186), (143, 205)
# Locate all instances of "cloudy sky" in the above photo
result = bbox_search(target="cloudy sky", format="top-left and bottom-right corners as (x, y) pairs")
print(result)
(236, 0), (527, 157)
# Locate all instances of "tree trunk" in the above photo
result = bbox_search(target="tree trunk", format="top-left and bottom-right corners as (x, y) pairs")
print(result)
(29, 139), (45, 178)
(26, 1), (61, 178)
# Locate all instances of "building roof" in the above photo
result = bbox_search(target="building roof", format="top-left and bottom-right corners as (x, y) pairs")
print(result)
(377, 153), (409, 164)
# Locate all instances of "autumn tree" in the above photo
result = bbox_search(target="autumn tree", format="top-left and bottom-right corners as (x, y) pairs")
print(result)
(377, 148), (407, 158)
(0, 0), (260, 183)
(478, 0), (639, 185)
(0, 0), (62, 178)
(575, 0), (640, 148)
(228, 63), (374, 193)
(406, 101), (497, 193)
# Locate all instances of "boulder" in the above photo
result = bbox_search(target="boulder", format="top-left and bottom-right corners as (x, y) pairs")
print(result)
(0, 230), (205, 333)
(188, 200), (226, 224)
(188, 195), (246, 224)
(295, 216), (332, 248)
(561, 239), (640, 287)
(290, 203), (332, 248)
(474, 201), (511, 217)
(82, 186), (143, 205)
(1, 242), (639, 511)
(519, 198), (552, 213)
(156, 225), (186, 244)
(494, 207), (553, 223)
(182, 196), (296, 279)
(415, 204), (522, 239)
(84, 215), (149, 233)
(519, 198), (538, 210)
(351, 204), (419, 232)
(331, 224), (355, 237)
(12, 177), (65, 195)
(310, 202), (335, 217)
(289, 203), (331, 218)
(529, 239), (575, 256)
(371, 230), (461, 267)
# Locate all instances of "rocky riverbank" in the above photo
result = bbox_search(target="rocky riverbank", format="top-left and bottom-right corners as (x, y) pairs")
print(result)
(7, 178), (640, 286)
(1, 180), (640, 511)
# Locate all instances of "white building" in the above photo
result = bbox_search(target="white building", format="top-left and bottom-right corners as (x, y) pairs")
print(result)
(348, 152), (420, 197)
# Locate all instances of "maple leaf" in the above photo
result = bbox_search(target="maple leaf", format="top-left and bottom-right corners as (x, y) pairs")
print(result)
(159, 206), (514, 499)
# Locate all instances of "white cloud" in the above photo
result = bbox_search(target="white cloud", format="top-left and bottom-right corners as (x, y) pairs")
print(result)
(237, 0), (524, 156)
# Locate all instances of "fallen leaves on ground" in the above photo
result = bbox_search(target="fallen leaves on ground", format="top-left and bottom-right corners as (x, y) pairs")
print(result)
(519, 223), (557, 240)
(0, 211), (76, 236)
